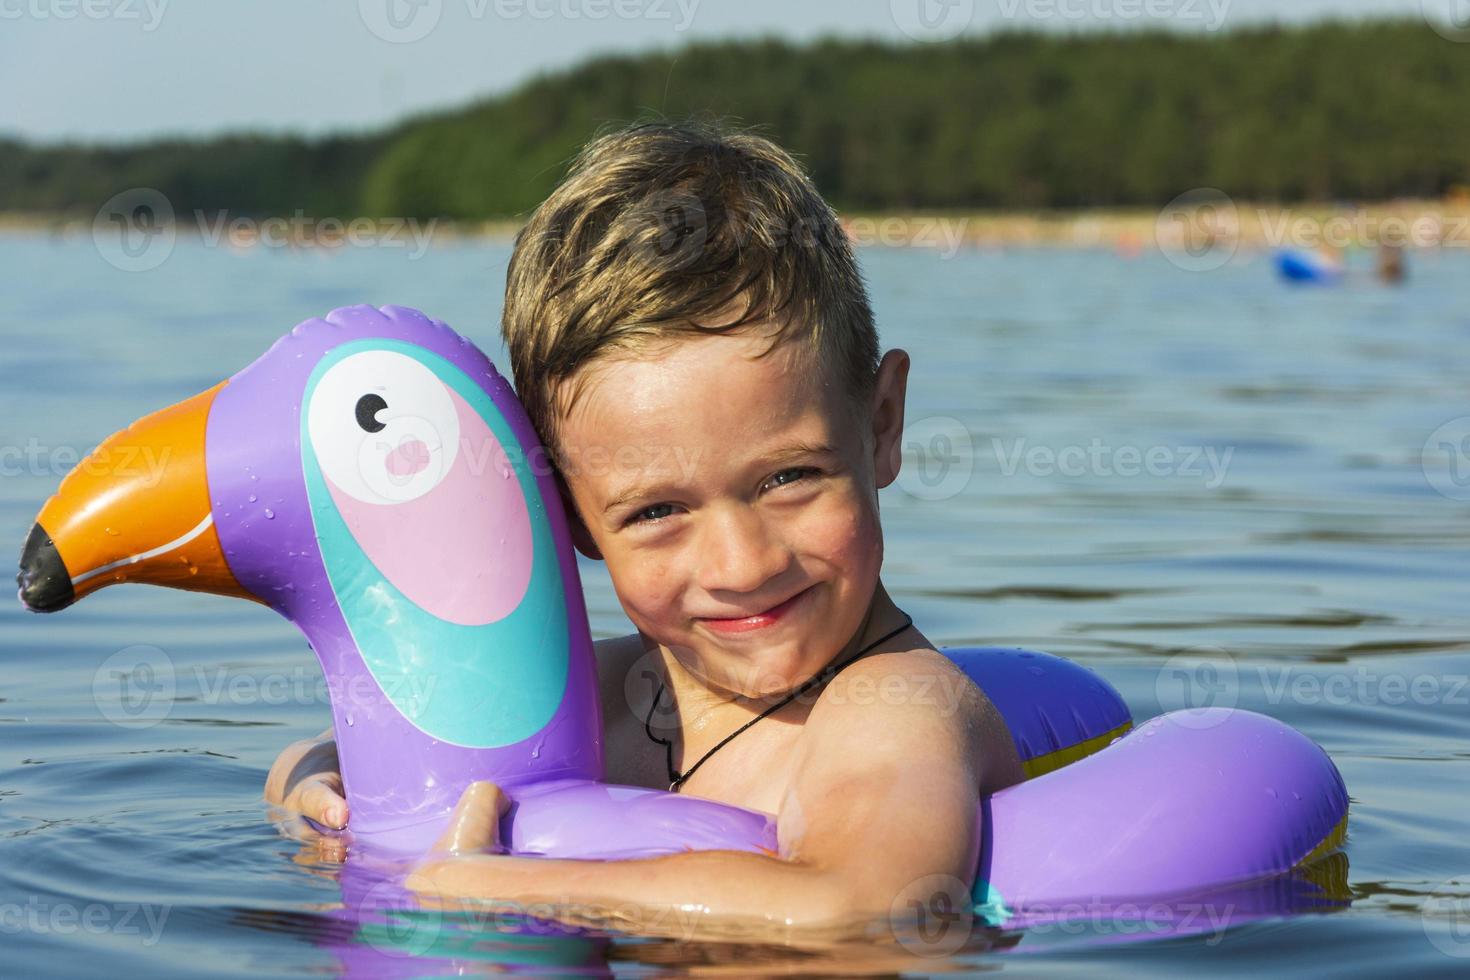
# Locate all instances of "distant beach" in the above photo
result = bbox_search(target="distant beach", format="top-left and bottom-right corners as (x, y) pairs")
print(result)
(7, 197), (1470, 257)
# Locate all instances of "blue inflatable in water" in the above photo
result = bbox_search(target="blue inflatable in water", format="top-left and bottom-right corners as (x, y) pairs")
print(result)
(1275, 249), (1344, 284)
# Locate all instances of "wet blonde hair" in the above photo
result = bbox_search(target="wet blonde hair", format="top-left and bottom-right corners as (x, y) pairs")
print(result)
(502, 119), (878, 464)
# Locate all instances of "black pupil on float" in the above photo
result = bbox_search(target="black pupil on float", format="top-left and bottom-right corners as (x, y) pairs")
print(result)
(355, 394), (388, 433)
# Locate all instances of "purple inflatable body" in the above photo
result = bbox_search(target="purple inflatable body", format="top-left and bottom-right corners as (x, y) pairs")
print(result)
(19, 305), (1349, 941)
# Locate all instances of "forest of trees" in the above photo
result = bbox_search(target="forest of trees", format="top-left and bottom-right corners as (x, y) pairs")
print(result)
(3, 20), (1466, 220)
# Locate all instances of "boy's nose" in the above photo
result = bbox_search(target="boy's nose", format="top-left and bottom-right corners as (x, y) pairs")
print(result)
(695, 506), (793, 598)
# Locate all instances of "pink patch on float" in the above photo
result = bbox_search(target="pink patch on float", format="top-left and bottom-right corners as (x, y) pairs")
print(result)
(385, 437), (432, 477)
(324, 389), (533, 625)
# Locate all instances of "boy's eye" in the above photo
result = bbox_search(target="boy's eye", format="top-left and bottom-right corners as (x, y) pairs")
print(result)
(622, 469), (818, 527)
(629, 503), (676, 526)
(763, 467), (816, 492)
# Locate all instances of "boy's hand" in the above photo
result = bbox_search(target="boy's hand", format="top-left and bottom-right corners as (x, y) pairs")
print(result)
(263, 727), (349, 831)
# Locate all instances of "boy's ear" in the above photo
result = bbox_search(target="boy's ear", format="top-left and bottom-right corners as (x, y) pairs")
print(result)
(555, 472), (604, 561)
(871, 348), (911, 491)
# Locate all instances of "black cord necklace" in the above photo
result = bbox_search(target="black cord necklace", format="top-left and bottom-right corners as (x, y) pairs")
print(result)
(643, 610), (914, 792)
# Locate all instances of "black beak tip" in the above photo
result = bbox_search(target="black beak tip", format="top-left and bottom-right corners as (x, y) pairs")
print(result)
(17, 523), (75, 613)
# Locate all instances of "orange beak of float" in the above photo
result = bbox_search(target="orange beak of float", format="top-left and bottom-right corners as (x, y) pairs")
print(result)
(17, 382), (258, 613)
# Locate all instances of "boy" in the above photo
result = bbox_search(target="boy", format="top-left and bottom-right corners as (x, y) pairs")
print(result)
(264, 121), (1023, 934)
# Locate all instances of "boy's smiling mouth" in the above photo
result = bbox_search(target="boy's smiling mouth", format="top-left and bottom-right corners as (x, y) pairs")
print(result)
(696, 584), (816, 634)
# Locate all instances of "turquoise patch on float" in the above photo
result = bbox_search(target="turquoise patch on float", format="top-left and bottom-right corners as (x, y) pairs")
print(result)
(301, 339), (569, 748)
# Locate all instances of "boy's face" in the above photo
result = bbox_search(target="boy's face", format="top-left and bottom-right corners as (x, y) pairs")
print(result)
(555, 323), (909, 698)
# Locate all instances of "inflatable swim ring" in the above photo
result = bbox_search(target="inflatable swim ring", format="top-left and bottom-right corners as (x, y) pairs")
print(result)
(1276, 248), (1345, 284)
(17, 305), (1348, 919)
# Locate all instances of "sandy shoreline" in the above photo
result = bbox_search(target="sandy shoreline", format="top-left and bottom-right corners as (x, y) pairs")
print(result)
(6, 198), (1470, 254)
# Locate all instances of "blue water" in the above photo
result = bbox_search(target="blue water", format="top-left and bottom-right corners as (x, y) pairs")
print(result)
(2, 234), (1468, 976)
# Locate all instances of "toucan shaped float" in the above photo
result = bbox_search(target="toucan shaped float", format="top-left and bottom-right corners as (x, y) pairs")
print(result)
(18, 305), (1348, 919)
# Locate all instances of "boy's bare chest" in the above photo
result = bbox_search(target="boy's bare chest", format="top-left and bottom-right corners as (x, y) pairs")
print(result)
(604, 702), (799, 815)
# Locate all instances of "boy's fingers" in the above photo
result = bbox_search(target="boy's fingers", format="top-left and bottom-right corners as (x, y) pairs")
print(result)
(292, 775), (349, 829)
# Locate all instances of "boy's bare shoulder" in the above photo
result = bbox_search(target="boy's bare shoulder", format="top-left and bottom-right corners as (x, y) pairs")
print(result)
(810, 645), (1024, 793)
(818, 646), (980, 718)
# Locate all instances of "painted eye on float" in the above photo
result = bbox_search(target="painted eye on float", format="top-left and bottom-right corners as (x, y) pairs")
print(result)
(355, 393), (388, 433)
(306, 349), (460, 504)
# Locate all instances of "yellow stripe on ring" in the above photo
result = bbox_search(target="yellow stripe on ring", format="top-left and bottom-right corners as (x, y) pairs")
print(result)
(1020, 721), (1133, 780)
(1295, 812), (1349, 867)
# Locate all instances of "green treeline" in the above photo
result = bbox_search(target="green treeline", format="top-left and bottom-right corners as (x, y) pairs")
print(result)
(3, 20), (1467, 219)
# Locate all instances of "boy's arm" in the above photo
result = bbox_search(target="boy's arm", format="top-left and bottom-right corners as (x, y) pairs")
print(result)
(411, 652), (993, 934)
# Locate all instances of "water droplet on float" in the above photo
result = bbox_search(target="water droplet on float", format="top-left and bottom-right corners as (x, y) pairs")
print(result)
(1266, 788), (1278, 800)
(264, 508), (275, 520)
(104, 527), (120, 537)
(345, 715), (354, 727)
(248, 494), (257, 503)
